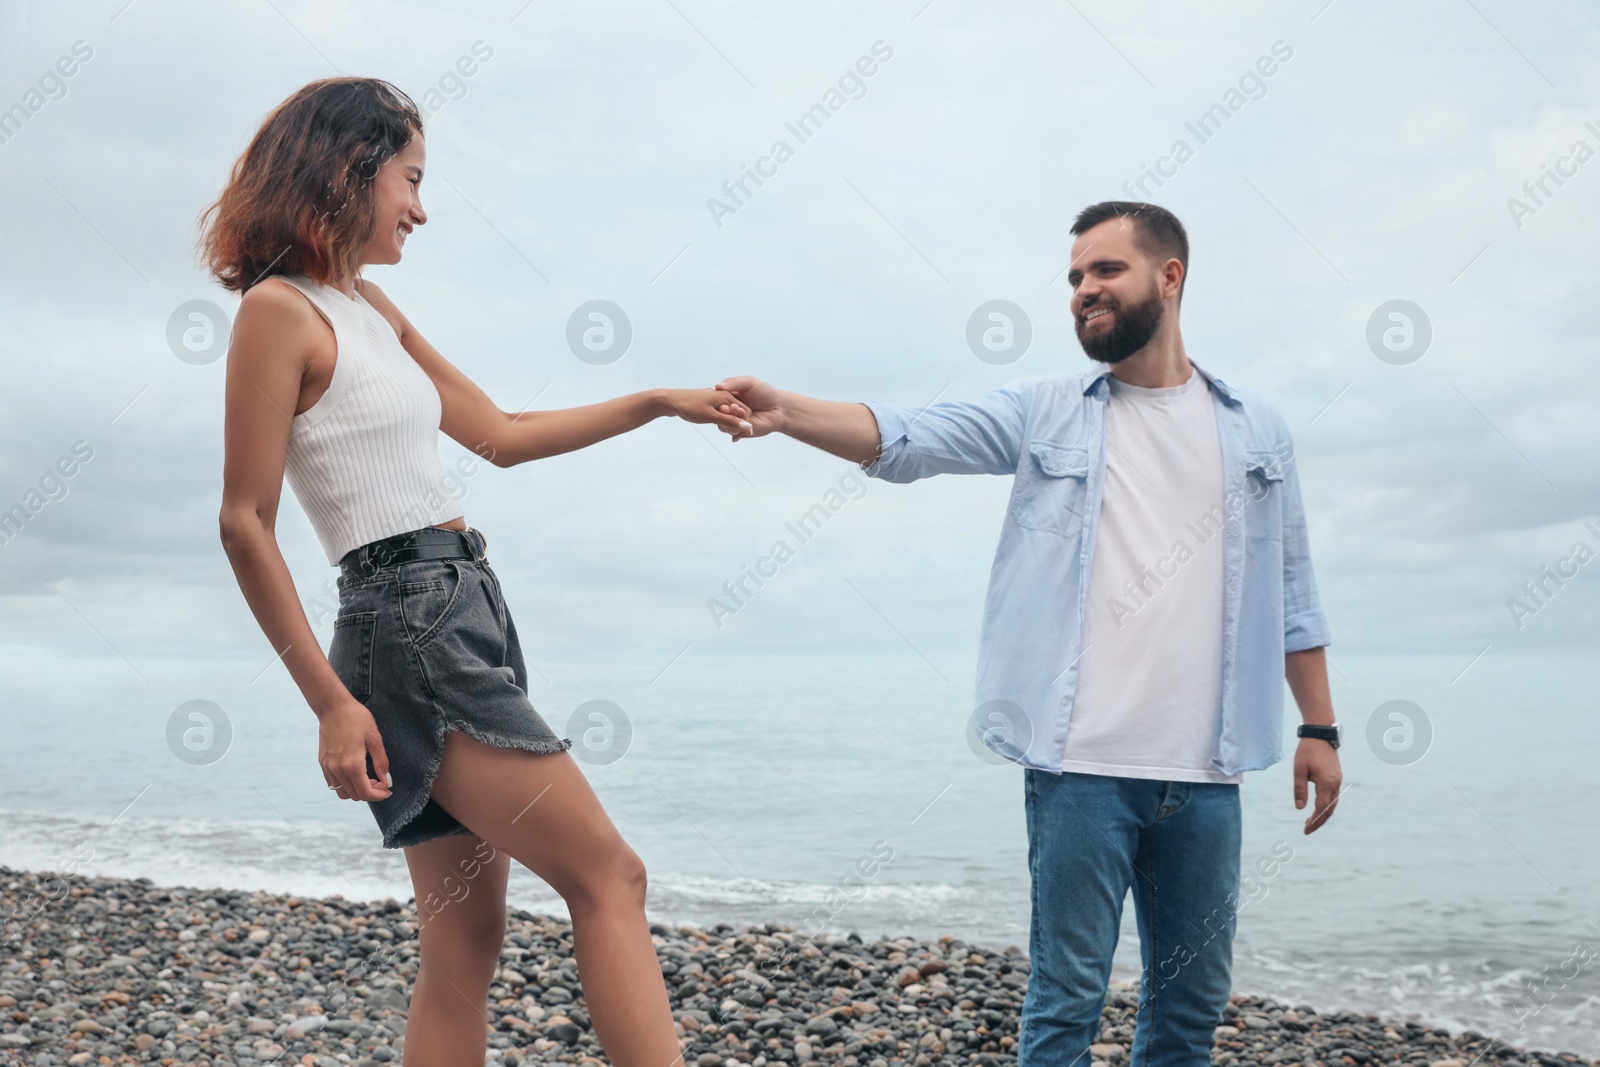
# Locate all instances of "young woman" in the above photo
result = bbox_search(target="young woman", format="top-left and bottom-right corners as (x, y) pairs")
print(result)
(204, 77), (747, 1067)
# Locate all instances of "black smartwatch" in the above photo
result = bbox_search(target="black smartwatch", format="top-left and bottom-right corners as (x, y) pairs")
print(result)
(1296, 723), (1341, 749)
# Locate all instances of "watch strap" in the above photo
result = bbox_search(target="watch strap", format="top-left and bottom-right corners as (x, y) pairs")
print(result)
(1297, 723), (1340, 748)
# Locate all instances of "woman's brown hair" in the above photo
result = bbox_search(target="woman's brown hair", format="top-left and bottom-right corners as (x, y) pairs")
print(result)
(199, 78), (423, 293)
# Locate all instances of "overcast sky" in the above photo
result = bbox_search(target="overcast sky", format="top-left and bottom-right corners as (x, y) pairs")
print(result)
(2, 0), (1597, 695)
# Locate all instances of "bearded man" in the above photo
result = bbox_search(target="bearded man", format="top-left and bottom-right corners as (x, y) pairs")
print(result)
(714, 200), (1341, 1067)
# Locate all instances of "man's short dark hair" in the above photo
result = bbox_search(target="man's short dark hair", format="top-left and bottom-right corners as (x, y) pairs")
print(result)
(1070, 201), (1189, 302)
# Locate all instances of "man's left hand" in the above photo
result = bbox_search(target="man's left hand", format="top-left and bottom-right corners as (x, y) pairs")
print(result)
(1293, 738), (1343, 834)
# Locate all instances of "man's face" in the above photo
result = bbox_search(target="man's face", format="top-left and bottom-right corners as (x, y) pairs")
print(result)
(1066, 217), (1168, 364)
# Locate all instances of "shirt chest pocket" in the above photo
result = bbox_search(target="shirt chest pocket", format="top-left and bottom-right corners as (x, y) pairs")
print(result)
(1011, 441), (1091, 537)
(1244, 450), (1285, 541)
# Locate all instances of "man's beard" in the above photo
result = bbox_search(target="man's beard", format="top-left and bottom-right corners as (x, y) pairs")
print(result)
(1075, 288), (1165, 364)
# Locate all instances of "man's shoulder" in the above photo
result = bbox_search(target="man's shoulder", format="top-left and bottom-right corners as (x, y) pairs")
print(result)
(995, 371), (1103, 437)
(1010, 371), (1099, 405)
(1205, 375), (1299, 460)
(1207, 372), (1290, 429)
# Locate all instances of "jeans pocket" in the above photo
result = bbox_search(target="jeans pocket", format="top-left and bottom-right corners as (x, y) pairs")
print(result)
(399, 559), (465, 648)
(329, 611), (377, 702)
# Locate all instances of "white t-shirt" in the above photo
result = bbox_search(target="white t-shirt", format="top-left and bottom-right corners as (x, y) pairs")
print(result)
(1062, 367), (1240, 784)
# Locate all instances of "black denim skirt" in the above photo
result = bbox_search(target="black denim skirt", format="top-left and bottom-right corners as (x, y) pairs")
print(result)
(328, 526), (571, 849)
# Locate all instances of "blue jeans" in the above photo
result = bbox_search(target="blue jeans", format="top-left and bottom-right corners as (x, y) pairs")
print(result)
(1019, 770), (1242, 1067)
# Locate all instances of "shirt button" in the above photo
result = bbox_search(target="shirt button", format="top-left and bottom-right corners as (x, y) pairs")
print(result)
(1060, 696), (1071, 707)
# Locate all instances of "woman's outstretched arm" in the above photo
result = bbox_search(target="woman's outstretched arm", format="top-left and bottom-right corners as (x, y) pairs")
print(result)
(358, 281), (750, 467)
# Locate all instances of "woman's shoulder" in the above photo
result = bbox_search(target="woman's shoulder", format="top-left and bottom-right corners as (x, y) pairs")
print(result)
(231, 275), (332, 363)
(240, 274), (319, 320)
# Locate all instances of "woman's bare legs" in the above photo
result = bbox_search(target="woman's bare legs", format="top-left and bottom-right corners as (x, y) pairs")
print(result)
(400, 832), (512, 1067)
(428, 730), (684, 1067)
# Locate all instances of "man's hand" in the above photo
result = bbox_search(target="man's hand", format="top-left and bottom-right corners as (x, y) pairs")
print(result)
(1293, 738), (1342, 834)
(711, 377), (883, 464)
(714, 376), (784, 440)
(1286, 647), (1341, 834)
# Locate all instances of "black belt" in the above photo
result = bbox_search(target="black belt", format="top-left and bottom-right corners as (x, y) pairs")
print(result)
(341, 526), (487, 575)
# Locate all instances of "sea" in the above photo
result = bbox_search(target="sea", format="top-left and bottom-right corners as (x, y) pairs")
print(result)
(3, 648), (1598, 1055)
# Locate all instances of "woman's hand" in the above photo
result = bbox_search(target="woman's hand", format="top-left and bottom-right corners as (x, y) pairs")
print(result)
(318, 697), (394, 802)
(656, 387), (753, 434)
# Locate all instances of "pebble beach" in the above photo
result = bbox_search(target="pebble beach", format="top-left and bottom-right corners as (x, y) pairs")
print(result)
(2, 865), (1594, 1067)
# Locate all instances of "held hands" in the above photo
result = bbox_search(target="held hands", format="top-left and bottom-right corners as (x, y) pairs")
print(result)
(1293, 737), (1343, 834)
(319, 697), (394, 802)
(713, 376), (782, 440)
(658, 387), (754, 435)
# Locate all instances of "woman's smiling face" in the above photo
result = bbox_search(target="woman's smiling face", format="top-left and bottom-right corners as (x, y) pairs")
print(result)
(357, 130), (427, 269)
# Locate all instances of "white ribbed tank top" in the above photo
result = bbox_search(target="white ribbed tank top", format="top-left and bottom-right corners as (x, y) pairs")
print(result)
(277, 273), (465, 565)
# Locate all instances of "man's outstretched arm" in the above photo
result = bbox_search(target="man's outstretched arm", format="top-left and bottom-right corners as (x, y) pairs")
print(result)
(716, 375), (1034, 480)
(715, 376), (881, 464)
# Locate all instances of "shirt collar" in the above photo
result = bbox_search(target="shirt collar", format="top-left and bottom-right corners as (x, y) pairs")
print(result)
(1080, 360), (1241, 405)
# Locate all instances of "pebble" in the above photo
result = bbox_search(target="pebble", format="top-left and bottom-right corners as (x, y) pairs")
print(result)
(0, 864), (1594, 1067)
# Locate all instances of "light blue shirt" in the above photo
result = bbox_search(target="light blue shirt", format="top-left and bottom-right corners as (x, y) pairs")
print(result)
(860, 363), (1331, 776)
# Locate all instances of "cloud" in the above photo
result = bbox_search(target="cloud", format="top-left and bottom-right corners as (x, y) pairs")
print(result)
(1, 0), (1598, 690)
